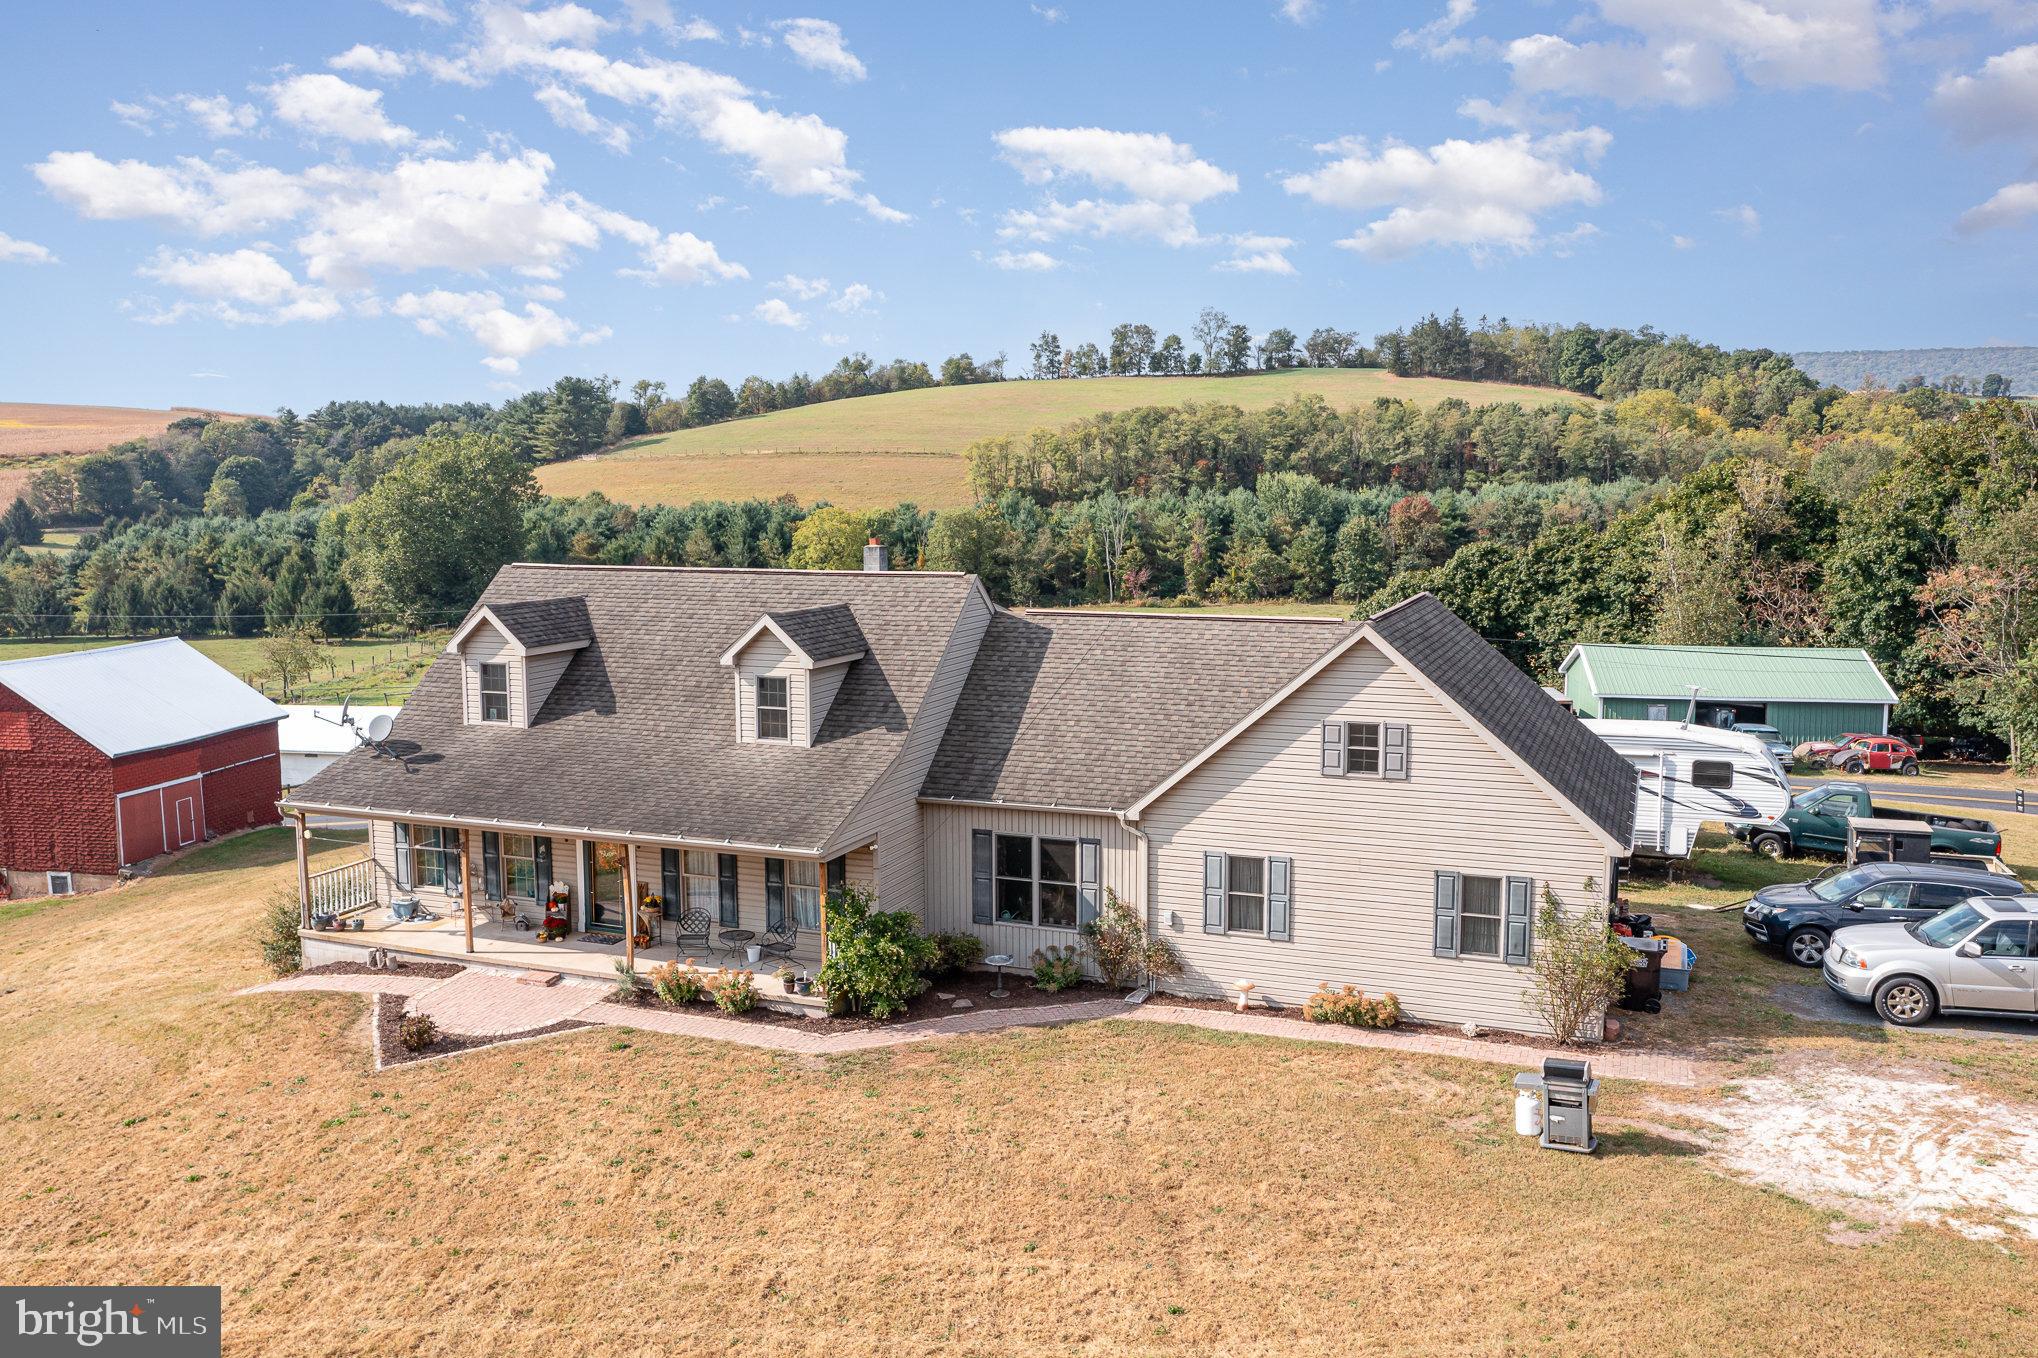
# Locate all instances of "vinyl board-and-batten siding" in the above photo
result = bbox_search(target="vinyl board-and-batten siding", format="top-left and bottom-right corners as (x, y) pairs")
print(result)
(919, 803), (1142, 966)
(732, 633), (814, 744)
(458, 623), (521, 727)
(831, 587), (993, 915)
(1138, 637), (1613, 1035)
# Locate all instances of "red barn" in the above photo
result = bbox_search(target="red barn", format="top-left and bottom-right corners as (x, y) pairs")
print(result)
(0, 638), (285, 897)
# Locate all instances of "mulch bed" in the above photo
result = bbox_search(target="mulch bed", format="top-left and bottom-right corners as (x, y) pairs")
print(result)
(299, 959), (466, 980)
(610, 970), (1123, 1033)
(1142, 993), (1578, 1050)
(372, 993), (591, 1068)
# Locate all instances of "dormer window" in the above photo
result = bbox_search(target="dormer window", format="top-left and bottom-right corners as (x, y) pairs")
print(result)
(757, 676), (790, 740)
(480, 663), (510, 723)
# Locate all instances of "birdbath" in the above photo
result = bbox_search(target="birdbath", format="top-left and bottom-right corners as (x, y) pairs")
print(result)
(1233, 980), (1257, 1012)
(985, 954), (1015, 999)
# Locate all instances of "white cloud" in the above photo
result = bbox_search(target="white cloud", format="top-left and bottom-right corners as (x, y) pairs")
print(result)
(993, 126), (1236, 248)
(1216, 233), (1298, 274)
(1958, 180), (2038, 232)
(110, 100), (159, 135)
(381, 0), (455, 22)
(330, 44), (412, 78)
(818, 330), (847, 345)
(676, 17), (723, 41)
(829, 281), (878, 312)
(33, 151), (311, 235)
(772, 272), (832, 299)
(1505, 33), (1733, 107)
(266, 73), (415, 145)
(392, 288), (608, 370)
(1031, 4), (1067, 21)
(136, 246), (342, 323)
(620, 0), (723, 40)
(621, 229), (747, 284)
(1396, 0), (1478, 58)
(534, 83), (632, 151)
(181, 94), (261, 138)
(1715, 201), (1761, 234)
(989, 248), (1060, 270)
(774, 18), (867, 81)
(1278, 0), (1322, 23)
(1934, 43), (2038, 145)
(1671, 232), (1696, 248)
(0, 232), (56, 265)
(1282, 127), (1608, 258)
(753, 297), (808, 328)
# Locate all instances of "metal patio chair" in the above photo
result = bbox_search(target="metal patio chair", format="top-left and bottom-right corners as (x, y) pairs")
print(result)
(674, 908), (715, 959)
(761, 918), (798, 961)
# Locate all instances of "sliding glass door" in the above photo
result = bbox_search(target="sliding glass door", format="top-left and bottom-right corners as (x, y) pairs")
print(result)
(585, 841), (628, 933)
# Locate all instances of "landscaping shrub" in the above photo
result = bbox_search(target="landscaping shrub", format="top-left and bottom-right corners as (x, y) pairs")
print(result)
(817, 885), (936, 1018)
(1082, 890), (1181, 988)
(650, 960), (709, 1005)
(397, 1013), (439, 1053)
(255, 888), (302, 976)
(1525, 886), (1633, 1044)
(923, 931), (986, 978)
(1030, 945), (1085, 993)
(610, 960), (642, 1003)
(1304, 984), (1401, 1028)
(708, 968), (759, 1015)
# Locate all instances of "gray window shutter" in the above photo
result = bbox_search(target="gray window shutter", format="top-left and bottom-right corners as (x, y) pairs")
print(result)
(534, 836), (552, 903)
(1504, 875), (1534, 966)
(764, 857), (786, 930)
(661, 848), (680, 919)
(1077, 838), (1102, 928)
(970, 829), (993, 924)
(1432, 870), (1460, 957)
(826, 854), (846, 901)
(1203, 852), (1227, 934)
(394, 822), (412, 891)
(717, 852), (740, 926)
(1266, 856), (1292, 941)
(1321, 720), (1347, 776)
(1383, 723), (1410, 780)
(444, 830), (463, 896)
(482, 831), (502, 900)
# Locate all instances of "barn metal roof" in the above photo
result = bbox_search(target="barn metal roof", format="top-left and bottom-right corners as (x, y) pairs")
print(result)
(1559, 644), (1897, 705)
(0, 638), (285, 758)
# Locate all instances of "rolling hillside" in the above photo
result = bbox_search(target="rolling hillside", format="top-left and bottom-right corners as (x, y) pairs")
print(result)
(534, 368), (1590, 510)
(0, 401), (248, 509)
(1792, 347), (2036, 395)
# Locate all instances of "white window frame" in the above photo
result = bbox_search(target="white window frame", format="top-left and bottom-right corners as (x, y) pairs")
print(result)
(681, 849), (719, 917)
(1458, 873), (1504, 959)
(788, 858), (822, 928)
(479, 662), (510, 723)
(756, 675), (790, 741)
(1225, 856), (1266, 934)
(992, 832), (1081, 931)
(412, 824), (459, 895)
(501, 832), (537, 900)
(1348, 721), (1381, 776)
(47, 871), (75, 896)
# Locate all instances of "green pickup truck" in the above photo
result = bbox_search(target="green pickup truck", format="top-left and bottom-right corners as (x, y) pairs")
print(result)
(1734, 782), (2002, 859)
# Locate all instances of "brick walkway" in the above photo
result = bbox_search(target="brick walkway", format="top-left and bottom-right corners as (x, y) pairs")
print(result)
(1124, 1004), (1702, 1086)
(247, 971), (1701, 1085)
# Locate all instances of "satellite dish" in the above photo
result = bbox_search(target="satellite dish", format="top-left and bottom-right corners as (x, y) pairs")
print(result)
(338, 695), (352, 724)
(365, 714), (395, 743)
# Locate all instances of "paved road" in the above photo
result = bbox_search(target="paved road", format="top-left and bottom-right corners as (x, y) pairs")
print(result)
(1788, 777), (2034, 817)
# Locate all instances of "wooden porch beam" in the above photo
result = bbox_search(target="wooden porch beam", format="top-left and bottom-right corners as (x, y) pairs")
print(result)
(294, 811), (312, 929)
(624, 842), (638, 973)
(461, 829), (475, 954)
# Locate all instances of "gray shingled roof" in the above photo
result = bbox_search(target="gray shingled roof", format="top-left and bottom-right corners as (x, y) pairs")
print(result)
(1368, 593), (1636, 844)
(293, 565), (978, 851)
(921, 610), (1357, 809)
(487, 596), (593, 650)
(765, 604), (866, 663)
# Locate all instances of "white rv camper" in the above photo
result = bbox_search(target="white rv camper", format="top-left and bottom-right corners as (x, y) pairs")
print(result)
(1583, 719), (1793, 858)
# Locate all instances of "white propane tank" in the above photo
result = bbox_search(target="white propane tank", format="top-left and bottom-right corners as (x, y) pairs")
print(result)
(1514, 1089), (1543, 1137)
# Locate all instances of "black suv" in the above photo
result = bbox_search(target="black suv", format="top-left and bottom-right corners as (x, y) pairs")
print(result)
(1742, 860), (2025, 967)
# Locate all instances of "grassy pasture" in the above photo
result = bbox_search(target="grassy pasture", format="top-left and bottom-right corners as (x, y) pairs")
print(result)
(2, 821), (2035, 1354)
(535, 369), (1590, 511)
(0, 633), (445, 704)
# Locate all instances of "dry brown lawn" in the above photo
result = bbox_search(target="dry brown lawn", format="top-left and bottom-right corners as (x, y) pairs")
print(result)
(3, 829), (2036, 1356)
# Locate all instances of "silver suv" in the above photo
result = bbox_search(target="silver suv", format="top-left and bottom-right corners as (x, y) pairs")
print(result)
(1823, 896), (2037, 1025)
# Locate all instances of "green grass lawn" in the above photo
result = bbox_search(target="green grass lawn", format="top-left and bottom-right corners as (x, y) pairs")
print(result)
(535, 369), (1591, 510)
(0, 633), (446, 704)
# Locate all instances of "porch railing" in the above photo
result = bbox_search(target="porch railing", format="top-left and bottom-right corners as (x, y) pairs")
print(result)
(307, 858), (378, 919)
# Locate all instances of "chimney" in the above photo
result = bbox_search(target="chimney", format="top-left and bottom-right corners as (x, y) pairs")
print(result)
(863, 537), (890, 572)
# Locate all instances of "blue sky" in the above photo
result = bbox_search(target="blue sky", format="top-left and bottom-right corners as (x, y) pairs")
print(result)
(3, 0), (2036, 412)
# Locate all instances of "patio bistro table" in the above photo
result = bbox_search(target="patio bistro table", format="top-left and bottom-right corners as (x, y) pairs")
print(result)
(719, 928), (757, 963)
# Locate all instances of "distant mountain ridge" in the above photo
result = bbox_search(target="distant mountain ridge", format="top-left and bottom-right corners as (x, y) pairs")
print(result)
(1792, 346), (2036, 395)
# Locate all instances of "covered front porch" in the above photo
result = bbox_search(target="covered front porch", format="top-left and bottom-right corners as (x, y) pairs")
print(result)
(288, 811), (868, 1008)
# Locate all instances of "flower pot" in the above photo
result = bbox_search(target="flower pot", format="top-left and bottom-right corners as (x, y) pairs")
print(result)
(745, 945), (762, 964)
(795, 978), (812, 995)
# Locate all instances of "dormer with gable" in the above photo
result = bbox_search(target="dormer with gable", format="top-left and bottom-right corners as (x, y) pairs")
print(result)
(444, 597), (593, 729)
(719, 604), (867, 748)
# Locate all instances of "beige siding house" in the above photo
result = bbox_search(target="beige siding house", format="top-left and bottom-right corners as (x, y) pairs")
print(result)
(286, 562), (1634, 1035)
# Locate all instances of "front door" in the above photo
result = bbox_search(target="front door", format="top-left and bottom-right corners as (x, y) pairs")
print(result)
(586, 841), (628, 933)
(1948, 920), (2036, 1012)
(173, 795), (198, 846)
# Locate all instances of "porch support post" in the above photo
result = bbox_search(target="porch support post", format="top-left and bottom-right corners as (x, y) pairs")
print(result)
(625, 842), (638, 972)
(461, 827), (475, 954)
(293, 811), (312, 929)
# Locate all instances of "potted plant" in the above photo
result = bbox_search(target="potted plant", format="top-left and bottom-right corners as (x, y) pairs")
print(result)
(795, 971), (813, 996)
(775, 965), (796, 994)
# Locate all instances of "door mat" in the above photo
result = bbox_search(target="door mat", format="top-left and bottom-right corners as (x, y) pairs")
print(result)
(576, 933), (623, 945)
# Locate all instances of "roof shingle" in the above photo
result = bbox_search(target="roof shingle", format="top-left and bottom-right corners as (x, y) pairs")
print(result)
(486, 596), (594, 650)
(764, 604), (866, 664)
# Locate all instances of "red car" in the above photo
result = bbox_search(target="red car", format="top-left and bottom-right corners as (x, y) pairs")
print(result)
(1824, 735), (1920, 776)
(1792, 732), (1878, 764)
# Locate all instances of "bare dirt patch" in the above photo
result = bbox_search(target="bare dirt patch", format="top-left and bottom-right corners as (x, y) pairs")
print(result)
(1663, 1063), (2038, 1240)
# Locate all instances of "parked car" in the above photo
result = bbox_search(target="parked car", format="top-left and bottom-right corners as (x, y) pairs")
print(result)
(1742, 860), (2024, 967)
(1733, 782), (2002, 860)
(1823, 896), (2038, 1025)
(1792, 732), (1878, 764)
(1942, 733), (2009, 764)
(1825, 735), (1920, 776)
(1730, 722), (1795, 766)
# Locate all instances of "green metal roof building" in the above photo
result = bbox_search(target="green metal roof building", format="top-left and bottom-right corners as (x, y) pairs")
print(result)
(1558, 644), (1897, 746)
